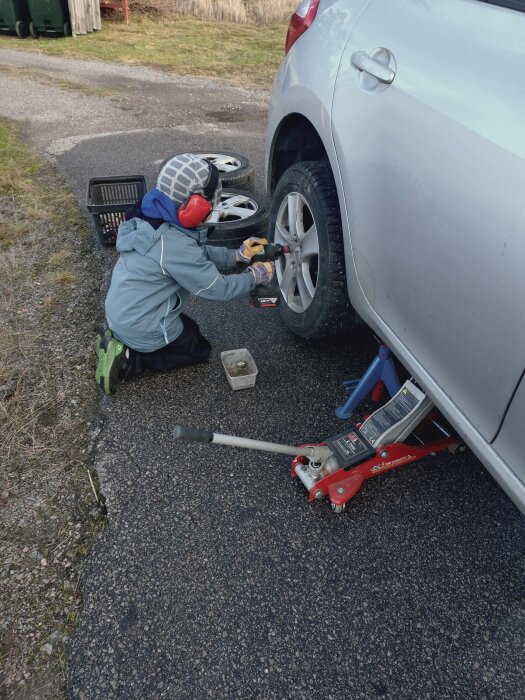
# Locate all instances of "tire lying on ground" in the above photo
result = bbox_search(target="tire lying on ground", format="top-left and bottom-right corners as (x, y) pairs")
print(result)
(268, 161), (354, 339)
(194, 152), (256, 191)
(205, 189), (269, 248)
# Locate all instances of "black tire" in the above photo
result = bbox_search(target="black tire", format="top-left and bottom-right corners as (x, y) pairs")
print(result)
(268, 161), (354, 339)
(205, 189), (268, 248)
(63, 21), (71, 36)
(194, 152), (255, 191)
(15, 20), (28, 38)
(29, 22), (39, 39)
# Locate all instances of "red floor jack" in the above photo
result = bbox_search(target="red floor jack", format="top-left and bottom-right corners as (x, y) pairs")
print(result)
(177, 243), (464, 511)
(173, 380), (465, 512)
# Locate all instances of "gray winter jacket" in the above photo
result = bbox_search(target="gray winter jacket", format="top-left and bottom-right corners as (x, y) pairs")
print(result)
(105, 217), (255, 352)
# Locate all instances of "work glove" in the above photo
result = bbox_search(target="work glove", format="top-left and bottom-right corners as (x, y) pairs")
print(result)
(236, 237), (268, 264)
(247, 262), (274, 287)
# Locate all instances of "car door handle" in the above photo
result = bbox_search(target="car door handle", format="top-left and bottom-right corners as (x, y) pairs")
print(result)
(351, 50), (395, 84)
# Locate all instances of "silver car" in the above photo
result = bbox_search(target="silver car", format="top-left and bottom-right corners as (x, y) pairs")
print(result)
(265, 0), (525, 512)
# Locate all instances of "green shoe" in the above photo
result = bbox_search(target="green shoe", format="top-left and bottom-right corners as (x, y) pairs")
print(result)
(102, 338), (126, 395)
(95, 329), (127, 395)
(96, 323), (112, 351)
(95, 331), (108, 389)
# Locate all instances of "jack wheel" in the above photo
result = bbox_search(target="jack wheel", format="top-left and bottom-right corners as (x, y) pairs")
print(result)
(448, 442), (467, 455)
(331, 503), (346, 514)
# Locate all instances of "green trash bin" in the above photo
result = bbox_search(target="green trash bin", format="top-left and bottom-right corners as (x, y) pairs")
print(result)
(0, 0), (31, 37)
(27, 0), (71, 37)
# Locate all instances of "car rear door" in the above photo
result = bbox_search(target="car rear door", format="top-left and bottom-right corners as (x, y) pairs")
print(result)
(331, 0), (525, 442)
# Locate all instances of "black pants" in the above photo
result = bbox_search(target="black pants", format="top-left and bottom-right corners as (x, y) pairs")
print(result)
(129, 313), (211, 375)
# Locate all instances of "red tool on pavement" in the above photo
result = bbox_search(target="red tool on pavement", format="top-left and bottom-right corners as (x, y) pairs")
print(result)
(291, 412), (462, 512)
(173, 380), (465, 512)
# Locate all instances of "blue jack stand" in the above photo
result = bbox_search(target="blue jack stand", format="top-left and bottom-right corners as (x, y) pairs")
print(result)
(335, 343), (401, 419)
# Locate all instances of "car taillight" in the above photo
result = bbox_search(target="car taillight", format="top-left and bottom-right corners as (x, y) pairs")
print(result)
(284, 0), (320, 54)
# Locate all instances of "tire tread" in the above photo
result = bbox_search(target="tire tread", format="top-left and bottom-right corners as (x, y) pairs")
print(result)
(269, 161), (353, 339)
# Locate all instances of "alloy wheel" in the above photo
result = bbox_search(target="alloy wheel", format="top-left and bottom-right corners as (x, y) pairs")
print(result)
(208, 192), (259, 225)
(195, 153), (243, 174)
(274, 191), (319, 313)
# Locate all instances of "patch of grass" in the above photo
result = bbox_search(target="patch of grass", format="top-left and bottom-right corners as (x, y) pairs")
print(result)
(0, 15), (287, 88)
(0, 119), (105, 699)
(0, 221), (31, 247)
(47, 250), (72, 267)
(48, 270), (78, 285)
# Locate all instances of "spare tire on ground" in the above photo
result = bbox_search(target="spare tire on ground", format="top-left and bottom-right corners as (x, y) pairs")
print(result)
(205, 189), (269, 248)
(194, 152), (256, 191)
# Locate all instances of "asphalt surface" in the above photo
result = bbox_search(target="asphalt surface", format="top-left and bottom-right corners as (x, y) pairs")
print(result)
(1, 49), (524, 700)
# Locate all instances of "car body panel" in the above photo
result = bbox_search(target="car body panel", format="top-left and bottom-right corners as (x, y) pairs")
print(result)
(494, 374), (525, 493)
(265, 0), (370, 194)
(265, 0), (525, 513)
(331, 0), (525, 442)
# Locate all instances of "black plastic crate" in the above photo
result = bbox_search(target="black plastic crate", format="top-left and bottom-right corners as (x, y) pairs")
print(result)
(87, 175), (146, 246)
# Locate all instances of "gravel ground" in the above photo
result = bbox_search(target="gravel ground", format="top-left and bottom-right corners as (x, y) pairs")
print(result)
(0, 147), (106, 698)
(0, 49), (523, 700)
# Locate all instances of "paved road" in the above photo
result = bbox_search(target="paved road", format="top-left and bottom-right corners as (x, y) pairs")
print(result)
(2, 49), (524, 700)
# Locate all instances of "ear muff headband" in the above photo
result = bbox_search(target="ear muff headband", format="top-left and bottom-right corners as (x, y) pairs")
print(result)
(202, 163), (220, 202)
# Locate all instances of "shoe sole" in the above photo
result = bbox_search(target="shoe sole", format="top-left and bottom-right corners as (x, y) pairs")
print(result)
(103, 339), (125, 395)
(95, 327), (114, 392)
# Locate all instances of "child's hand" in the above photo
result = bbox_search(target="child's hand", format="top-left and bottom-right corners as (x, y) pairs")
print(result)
(247, 262), (274, 287)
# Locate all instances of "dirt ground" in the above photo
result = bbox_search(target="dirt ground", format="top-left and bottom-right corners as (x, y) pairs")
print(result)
(0, 126), (106, 699)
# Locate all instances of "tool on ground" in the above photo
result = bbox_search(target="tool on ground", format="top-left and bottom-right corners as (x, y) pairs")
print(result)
(173, 380), (464, 512)
(249, 286), (280, 308)
(246, 243), (288, 308)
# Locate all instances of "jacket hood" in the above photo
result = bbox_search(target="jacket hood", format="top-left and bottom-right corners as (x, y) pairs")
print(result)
(116, 217), (209, 255)
(142, 188), (181, 226)
(116, 217), (160, 255)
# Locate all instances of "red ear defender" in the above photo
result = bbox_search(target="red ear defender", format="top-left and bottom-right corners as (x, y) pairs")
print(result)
(178, 195), (212, 228)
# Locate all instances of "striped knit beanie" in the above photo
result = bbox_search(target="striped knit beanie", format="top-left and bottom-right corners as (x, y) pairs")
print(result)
(156, 153), (222, 209)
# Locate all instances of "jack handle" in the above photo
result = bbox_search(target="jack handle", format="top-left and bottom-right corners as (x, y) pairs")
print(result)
(173, 425), (332, 461)
(172, 425), (214, 443)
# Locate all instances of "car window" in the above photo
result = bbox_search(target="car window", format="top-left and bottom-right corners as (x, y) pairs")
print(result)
(478, 0), (525, 11)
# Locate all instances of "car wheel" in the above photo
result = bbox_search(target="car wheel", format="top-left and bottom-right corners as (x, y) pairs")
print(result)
(63, 21), (72, 36)
(29, 22), (39, 38)
(206, 189), (268, 247)
(269, 161), (353, 339)
(194, 152), (255, 191)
